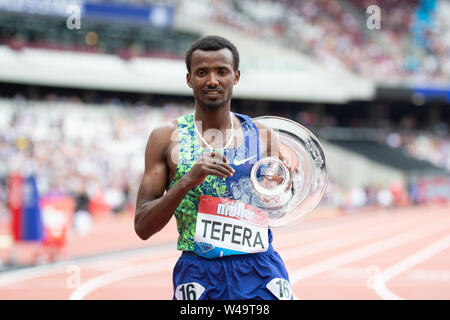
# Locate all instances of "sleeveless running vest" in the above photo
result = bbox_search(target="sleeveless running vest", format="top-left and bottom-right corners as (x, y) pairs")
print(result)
(169, 112), (273, 251)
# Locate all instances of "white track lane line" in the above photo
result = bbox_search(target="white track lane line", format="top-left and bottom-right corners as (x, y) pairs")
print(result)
(0, 244), (176, 288)
(289, 216), (450, 286)
(69, 256), (177, 300)
(69, 214), (391, 300)
(276, 213), (392, 253)
(3, 214), (384, 298)
(71, 214), (446, 300)
(373, 234), (450, 300)
(2, 211), (447, 298)
(279, 212), (434, 261)
(275, 210), (397, 248)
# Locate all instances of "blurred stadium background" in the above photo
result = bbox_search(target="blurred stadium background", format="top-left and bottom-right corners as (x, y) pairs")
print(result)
(0, 0), (449, 300)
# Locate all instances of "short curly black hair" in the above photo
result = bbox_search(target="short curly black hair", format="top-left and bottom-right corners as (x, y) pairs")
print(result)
(185, 35), (240, 74)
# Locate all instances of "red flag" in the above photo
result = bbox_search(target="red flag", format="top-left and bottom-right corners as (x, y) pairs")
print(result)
(8, 174), (23, 242)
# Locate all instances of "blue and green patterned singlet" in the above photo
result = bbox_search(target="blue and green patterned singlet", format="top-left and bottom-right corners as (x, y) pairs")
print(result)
(168, 112), (273, 251)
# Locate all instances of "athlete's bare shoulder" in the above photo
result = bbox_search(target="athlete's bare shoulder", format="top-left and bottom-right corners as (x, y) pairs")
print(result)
(143, 119), (179, 171)
(147, 118), (178, 149)
(149, 119), (177, 140)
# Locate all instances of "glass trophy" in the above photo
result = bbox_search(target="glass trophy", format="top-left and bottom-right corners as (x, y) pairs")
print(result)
(215, 116), (328, 228)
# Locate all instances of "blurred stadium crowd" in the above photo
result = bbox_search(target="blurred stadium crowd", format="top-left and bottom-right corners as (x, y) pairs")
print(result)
(202, 0), (449, 85)
(0, 96), (191, 221)
(1, 95), (448, 226)
(1, 0), (449, 85)
(0, 0), (449, 265)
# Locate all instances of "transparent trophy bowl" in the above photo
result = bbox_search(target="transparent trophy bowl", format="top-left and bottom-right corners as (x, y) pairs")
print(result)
(215, 116), (328, 228)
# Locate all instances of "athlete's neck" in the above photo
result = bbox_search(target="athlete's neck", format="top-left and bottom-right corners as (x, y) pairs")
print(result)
(194, 106), (233, 131)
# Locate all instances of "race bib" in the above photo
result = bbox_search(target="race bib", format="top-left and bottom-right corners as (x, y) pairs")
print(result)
(175, 282), (205, 300)
(194, 195), (269, 259)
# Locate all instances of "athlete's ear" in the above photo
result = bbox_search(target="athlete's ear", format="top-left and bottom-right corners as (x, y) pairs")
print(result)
(186, 72), (192, 88)
(233, 69), (240, 85)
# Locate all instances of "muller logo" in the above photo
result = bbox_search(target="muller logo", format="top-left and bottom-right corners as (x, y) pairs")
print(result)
(217, 202), (254, 221)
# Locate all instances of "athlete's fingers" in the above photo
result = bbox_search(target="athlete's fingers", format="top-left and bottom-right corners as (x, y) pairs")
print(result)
(195, 156), (233, 177)
(205, 167), (231, 179)
(281, 159), (295, 191)
(208, 163), (234, 177)
(201, 153), (234, 175)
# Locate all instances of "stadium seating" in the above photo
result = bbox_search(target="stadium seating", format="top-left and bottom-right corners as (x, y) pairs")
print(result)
(0, 98), (448, 215)
(178, 0), (449, 86)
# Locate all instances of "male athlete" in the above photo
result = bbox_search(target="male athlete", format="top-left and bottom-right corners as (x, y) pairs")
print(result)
(135, 35), (293, 300)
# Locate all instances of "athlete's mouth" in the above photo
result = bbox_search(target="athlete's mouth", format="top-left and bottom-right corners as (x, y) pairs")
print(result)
(204, 89), (222, 95)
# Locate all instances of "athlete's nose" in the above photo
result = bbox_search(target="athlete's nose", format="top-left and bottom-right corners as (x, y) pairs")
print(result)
(206, 73), (219, 87)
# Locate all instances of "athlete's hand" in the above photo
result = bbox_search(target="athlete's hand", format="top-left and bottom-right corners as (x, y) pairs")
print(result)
(262, 156), (295, 191)
(282, 158), (295, 192)
(184, 151), (235, 188)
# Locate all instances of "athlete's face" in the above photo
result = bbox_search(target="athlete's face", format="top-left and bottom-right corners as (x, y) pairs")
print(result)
(187, 48), (240, 110)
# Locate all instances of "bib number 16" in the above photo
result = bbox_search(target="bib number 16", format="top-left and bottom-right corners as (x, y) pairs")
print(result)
(266, 278), (293, 300)
(175, 282), (205, 300)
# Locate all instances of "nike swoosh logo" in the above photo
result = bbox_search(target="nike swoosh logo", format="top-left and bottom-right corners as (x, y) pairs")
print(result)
(233, 155), (256, 166)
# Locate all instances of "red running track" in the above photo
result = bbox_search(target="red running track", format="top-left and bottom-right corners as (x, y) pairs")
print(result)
(0, 204), (449, 300)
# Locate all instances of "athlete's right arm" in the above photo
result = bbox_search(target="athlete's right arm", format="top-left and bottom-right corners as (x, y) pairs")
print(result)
(134, 124), (234, 241)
